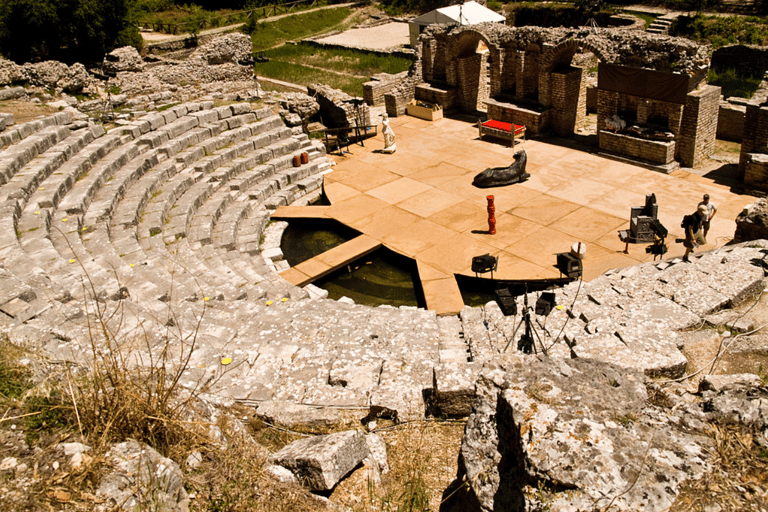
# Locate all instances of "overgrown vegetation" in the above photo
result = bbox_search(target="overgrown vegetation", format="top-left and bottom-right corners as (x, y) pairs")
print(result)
(0, 0), (142, 64)
(708, 67), (762, 99)
(246, 5), (351, 51)
(674, 13), (768, 48)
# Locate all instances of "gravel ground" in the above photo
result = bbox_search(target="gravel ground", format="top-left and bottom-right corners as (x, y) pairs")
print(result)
(315, 21), (410, 51)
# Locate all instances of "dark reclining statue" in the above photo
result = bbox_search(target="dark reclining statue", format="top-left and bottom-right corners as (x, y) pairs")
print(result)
(472, 150), (529, 188)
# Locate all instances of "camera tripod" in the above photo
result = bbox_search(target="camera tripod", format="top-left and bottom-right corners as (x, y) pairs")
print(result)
(503, 292), (546, 355)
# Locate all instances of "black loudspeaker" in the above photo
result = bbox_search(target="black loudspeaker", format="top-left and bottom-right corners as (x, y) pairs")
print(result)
(556, 252), (583, 279)
(535, 292), (556, 316)
(471, 254), (498, 274)
(495, 288), (518, 316)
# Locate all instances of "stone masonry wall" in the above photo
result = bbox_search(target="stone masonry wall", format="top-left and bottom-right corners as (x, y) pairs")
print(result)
(600, 130), (676, 164)
(414, 83), (457, 110)
(636, 99), (684, 135)
(363, 72), (408, 106)
(718, 101), (746, 142)
(307, 83), (370, 128)
(739, 104), (768, 179)
(597, 89), (619, 148)
(677, 84), (721, 168)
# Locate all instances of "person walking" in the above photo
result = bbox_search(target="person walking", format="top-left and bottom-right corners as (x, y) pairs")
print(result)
(682, 204), (708, 262)
(698, 194), (717, 238)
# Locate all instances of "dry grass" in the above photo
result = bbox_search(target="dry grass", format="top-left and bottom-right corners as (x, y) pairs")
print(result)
(672, 422), (768, 510)
(330, 420), (466, 512)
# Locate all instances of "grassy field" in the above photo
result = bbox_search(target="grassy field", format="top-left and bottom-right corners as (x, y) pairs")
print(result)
(255, 59), (369, 96)
(247, 6), (413, 97)
(265, 44), (412, 76)
(249, 6), (352, 52)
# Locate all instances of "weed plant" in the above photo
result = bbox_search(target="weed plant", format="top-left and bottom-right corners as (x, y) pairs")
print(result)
(708, 68), (762, 99)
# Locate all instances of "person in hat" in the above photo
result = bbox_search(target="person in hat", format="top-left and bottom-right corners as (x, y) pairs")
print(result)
(682, 204), (709, 262)
(698, 194), (717, 237)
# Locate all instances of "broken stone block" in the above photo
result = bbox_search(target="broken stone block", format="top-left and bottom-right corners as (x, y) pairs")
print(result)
(445, 357), (712, 512)
(98, 440), (189, 512)
(268, 430), (370, 491)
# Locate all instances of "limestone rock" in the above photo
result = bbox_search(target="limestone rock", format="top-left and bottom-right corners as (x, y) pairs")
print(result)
(98, 440), (189, 512)
(699, 373), (763, 393)
(701, 378), (768, 429)
(268, 430), (370, 491)
(265, 464), (299, 485)
(280, 93), (320, 122)
(256, 400), (362, 429)
(0, 58), (27, 85)
(23, 61), (69, 89)
(445, 358), (712, 512)
(103, 46), (145, 74)
(735, 198), (768, 243)
(191, 33), (253, 65)
(57, 63), (91, 92)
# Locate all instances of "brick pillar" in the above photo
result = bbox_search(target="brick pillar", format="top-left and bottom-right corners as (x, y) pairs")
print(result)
(434, 35), (447, 83)
(739, 104), (768, 180)
(550, 67), (582, 136)
(490, 48), (503, 98)
(458, 54), (482, 113)
(597, 89), (619, 150)
(677, 85), (721, 168)
(477, 53), (490, 110)
(575, 68), (587, 130)
(515, 51), (526, 98)
(538, 72), (551, 107)
(422, 39), (434, 83)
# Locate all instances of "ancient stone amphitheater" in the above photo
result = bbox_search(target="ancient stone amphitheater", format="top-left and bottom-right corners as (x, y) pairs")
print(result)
(0, 98), (765, 434)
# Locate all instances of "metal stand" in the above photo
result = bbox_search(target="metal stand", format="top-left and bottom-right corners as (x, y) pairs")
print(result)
(503, 293), (545, 355)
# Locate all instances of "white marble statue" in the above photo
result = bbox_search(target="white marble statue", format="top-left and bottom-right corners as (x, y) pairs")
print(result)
(382, 114), (396, 154)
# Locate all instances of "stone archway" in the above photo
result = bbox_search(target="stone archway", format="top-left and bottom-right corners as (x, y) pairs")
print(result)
(538, 38), (610, 135)
(448, 28), (500, 113)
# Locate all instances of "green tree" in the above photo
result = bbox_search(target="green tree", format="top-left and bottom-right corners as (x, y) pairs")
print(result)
(0, 0), (141, 64)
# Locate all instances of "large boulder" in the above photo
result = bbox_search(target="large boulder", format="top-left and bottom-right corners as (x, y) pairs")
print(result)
(442, 358), (712, 512)
(734, 198), (768, 243)
(98, 440), (189, 512)
(57, 63), (91, 93)
(191, 33), (253, 65)
(0, 59), (27, 85)
(103, 46), (145, 74)
(23, 61), (69, 89)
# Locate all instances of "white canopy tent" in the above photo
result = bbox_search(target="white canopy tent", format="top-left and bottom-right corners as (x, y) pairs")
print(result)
(409, 1), (506, 47)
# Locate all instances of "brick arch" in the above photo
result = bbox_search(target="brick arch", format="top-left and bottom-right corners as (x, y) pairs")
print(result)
(540, 38), (609, 73)
(451, 27), (498, 58)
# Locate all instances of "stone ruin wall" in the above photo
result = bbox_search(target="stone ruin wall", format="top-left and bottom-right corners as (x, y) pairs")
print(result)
(396, 23), (718, 166)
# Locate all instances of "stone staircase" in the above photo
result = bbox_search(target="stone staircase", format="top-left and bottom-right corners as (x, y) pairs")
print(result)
(646, 14), (679, 35)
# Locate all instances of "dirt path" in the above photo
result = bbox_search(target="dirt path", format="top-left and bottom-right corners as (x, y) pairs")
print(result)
(141, 2), (357, 45)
